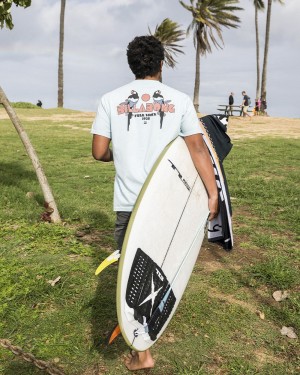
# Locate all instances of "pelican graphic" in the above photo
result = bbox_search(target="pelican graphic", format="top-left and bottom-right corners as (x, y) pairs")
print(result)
(153, 90), (171, 129)
(126, 90), (139, 131)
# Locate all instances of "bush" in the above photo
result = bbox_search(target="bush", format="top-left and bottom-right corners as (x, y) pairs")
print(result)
(11, 102), (40, 109)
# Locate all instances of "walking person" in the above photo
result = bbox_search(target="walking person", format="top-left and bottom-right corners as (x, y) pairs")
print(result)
(240, 91), (252, 119)
(228, 92), (234, 116)
(91, 35), (218, 371)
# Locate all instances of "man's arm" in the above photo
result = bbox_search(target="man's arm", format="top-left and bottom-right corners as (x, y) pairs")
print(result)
(92, 134), (113, 162)
(184, 134), (218, 220)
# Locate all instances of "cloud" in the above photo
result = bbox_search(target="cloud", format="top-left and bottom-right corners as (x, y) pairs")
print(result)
(0, 0), (299, 117)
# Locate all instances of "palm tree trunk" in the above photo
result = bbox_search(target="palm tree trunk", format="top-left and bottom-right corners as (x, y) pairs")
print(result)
(261, 0), (272, 101)
(255, 5), (261, 100)
(57, 0), (66, 108)
(193, 39), (200, 113)
(0, 86), (61, 223)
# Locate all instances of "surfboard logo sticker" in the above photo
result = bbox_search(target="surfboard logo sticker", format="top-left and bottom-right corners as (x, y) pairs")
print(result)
(125, 248), (176, 341)
(168, 159), (191, 191)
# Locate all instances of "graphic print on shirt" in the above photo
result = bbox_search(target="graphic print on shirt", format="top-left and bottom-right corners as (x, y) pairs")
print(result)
(117, 89), (175, 131)
(118, 90), (140, 131)
(152, 90), (172, 129)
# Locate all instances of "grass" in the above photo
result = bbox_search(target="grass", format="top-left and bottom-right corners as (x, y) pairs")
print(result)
(0, 108), (299, 374)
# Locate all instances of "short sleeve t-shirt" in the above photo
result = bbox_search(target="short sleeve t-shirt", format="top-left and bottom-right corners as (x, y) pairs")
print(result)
(91, 80), (202, 212)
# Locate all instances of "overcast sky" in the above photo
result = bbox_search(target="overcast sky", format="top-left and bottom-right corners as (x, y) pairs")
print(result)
(1, 0), (299, 118)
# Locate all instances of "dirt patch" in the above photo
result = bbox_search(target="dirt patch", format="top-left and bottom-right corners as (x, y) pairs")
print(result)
(75, 227), (115, 253)
(1, 109), (299, 139)
(209, 288), (258, 314)
(227, 116), (300, 140)
(59, 124), (90, 131)
(0, 109), (95, 122)
(81, 364), (108, 375)
(198, 234), (264, 272)
(254, 348), (284, 366)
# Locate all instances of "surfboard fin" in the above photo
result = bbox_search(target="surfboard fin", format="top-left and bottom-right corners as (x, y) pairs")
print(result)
(95, 250), (120, 276)
(107, 324), (121, 345)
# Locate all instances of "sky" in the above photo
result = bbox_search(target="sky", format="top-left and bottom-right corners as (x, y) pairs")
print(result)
(0, 0), (300, 118)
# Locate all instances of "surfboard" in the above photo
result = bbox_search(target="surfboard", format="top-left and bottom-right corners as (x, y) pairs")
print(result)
(116, 136), (209, 351)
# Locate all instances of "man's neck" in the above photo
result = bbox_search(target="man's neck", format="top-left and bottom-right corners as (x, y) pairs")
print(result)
(136, 73), (162, 82)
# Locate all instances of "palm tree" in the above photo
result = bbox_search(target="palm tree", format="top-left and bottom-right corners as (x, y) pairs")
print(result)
(149, 18), (185, 68)
(0, 0), (31, 29)
(58, 0), (66, 107)
(252, 0), (265, 101)
(180, 0), (242, 112)
(260, 0), (284, 103)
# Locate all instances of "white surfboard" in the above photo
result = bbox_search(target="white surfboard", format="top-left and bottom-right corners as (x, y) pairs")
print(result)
(116, 136), (209, 351)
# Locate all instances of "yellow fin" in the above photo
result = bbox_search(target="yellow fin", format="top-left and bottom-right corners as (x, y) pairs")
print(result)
(95, 250), (120, 275)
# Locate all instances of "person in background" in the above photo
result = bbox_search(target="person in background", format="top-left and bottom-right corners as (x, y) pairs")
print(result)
(228, 92), (234, 116)
(240, 91), (251, 119)
(254, 97), (261, 115)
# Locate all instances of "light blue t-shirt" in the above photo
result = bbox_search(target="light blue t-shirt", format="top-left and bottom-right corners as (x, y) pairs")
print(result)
(91, 80), (202, 212)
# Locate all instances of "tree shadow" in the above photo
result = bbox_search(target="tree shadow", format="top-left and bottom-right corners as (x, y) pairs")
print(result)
(0, 161), (37, 187)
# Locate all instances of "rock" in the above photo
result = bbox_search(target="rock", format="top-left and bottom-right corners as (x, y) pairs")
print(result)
(280, 326), (297, 339)
(273, 290), (289, 302)
(47, 276), (61, 287)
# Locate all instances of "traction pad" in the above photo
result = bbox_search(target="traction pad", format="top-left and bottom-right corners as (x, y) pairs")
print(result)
(126, 248), (176, 341)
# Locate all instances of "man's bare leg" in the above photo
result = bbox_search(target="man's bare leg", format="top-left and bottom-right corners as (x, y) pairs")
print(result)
(124, 349), (155, 371)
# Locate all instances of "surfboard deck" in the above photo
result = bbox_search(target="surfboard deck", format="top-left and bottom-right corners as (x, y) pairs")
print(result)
(116, 136), (209, 351)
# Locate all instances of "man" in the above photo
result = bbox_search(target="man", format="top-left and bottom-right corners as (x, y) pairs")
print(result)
(228, 92), (234, 116)
(91, 35), (218, 371)
(240, 91), (252, 119)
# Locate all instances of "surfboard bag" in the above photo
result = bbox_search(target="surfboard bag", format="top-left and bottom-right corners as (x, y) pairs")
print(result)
(126, 248), (176, 341)
(199, 114), (233, 251)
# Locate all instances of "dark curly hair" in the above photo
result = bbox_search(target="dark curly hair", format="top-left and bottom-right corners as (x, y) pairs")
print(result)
(127, 36), (164, 79)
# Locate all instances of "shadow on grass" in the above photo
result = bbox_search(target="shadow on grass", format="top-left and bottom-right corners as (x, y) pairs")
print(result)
(2, 360), (42, 375)
(0, 161), (37, 187)
(81, 210), (129, 364)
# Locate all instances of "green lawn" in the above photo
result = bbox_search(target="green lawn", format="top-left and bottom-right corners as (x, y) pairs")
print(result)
(0, 108), (299, 374)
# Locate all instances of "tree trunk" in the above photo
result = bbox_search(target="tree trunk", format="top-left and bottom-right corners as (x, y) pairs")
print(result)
(193, 38), (200, 113)
(261, 0), (272, 102)
(0, 86), (61, 223)
(57, 0), (66, 108)
(255, 5), (261, 100)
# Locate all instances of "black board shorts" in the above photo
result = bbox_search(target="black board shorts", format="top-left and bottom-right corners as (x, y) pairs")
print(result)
(114, 211), (131, 250)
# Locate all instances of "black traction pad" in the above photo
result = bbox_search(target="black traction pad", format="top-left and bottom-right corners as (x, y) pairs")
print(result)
(126, 248), (176, 340)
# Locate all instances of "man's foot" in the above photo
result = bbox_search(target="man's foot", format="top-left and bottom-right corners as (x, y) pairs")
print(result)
(124, 349), (155, 371)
